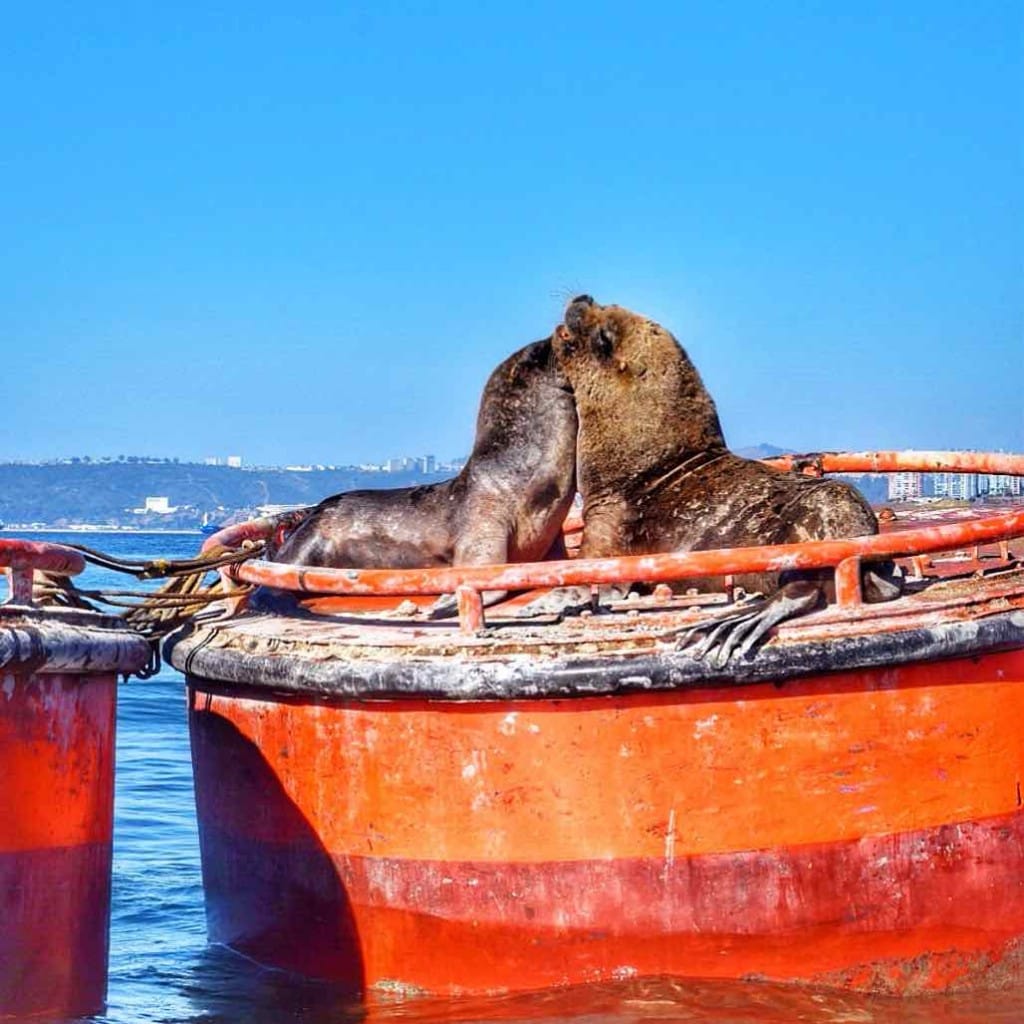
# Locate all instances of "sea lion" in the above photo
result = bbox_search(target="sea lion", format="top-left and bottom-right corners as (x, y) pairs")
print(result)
(543, 295), (900, 662)
(266, 335), (578, 614)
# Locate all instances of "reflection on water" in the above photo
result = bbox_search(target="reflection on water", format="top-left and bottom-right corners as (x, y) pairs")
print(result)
(178, 960), (1024, 1024)
(6, 532), (1021, 1023)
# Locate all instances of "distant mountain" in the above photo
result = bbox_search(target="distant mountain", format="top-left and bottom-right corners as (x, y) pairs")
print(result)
(735, 443), (789, 460)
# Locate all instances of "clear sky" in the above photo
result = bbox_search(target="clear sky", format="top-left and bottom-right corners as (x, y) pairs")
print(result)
(3, 2), (1021, 466)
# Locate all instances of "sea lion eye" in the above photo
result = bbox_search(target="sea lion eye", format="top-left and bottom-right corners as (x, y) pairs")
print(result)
(591, 326), (615, 360)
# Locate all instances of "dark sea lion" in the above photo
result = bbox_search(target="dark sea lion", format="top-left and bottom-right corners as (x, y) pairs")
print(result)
(545, 295), (900, 662)
(266, 335), (578, 613)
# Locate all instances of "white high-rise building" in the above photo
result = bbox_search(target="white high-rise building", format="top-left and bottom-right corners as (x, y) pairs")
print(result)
(933, 473), (979, 500)
(888, 472), (924, 501)
(981, 474), (1022, 497)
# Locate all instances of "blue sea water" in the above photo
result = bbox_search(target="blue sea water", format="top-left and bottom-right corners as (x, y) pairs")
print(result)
(6, 530), (1024, 1023)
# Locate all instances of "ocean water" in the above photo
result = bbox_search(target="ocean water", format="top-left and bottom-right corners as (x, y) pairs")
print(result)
(5, 530), (1023, 1023)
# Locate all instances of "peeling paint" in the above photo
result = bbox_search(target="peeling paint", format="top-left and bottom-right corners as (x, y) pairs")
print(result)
(693, 714), (719, 739)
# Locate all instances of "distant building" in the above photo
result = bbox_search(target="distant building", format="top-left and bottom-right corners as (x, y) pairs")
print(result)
(981, 474), (1022, 497)
(888, 472), (924, 501)
(419, 455), (436, 474)
(203, 457), (221, 466)
(226, 455), (243, 468)
(134, 496), (176, 514)
(933, 473), (979, 500)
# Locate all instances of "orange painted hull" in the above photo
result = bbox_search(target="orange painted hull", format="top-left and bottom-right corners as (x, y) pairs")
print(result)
(0, 673), (117, 1019)
(186, 646), (1024, 997)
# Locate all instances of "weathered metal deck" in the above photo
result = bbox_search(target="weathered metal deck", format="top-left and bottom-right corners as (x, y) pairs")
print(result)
(168, 565), (1024, 699)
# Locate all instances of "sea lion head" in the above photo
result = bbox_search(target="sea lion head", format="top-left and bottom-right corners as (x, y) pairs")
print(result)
(471, 334), (578, 471)
(507, 334), (573, 394)
(554, 296), (727, 477)
(555, 294), (633, 370)
(555, 295), (688, 384)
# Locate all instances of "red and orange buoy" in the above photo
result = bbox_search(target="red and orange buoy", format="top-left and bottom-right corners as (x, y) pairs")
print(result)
(169, 451), (1024, 998)
(1, 539), (150, 1019)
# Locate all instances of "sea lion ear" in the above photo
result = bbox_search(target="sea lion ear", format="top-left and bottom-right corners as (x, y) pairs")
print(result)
(591, 325), (615, 360)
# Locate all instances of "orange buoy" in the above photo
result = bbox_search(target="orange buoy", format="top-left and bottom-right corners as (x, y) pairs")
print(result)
(170, 450), (1024, 997)
(1, 539), (150, 1018)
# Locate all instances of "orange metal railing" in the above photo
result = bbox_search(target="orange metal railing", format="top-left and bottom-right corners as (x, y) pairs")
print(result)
(206, 450), (1024, 633)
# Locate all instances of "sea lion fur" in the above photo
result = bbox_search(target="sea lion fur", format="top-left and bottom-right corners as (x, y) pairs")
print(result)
(546, 295), (900, 660)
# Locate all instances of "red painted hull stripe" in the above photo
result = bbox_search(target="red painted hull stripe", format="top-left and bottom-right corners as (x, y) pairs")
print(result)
(196, 808), (1024, 992)
(0, 843), (112, 1017)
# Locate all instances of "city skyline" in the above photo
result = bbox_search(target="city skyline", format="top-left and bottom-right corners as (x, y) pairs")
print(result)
(0, 450), (460, 471)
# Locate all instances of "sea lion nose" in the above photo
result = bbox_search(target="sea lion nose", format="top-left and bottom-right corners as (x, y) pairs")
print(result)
(565, 295), (595, 332)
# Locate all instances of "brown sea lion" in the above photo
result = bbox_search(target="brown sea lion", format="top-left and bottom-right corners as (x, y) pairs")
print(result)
(543, 295), (900, 662)
(265, 335), (578, 614)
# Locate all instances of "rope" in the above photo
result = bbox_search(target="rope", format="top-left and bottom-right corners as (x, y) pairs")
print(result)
(28, 537), (270, 680)
(60, 541), (266, 578)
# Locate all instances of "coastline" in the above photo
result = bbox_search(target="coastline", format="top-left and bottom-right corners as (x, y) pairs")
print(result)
(1, 527), (203, 535)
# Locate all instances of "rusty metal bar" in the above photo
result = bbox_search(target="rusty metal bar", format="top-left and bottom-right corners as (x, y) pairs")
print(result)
(7, 567), (35, 605)
(200, 518), (277, 555)
(834, 556), (864, 608)
(762, 450), (1024, 477)
(456, 585), (484, 634)
(1, 539), (86, 608)
(228, 506), (1024, 599)
(0, 539), (85, 576)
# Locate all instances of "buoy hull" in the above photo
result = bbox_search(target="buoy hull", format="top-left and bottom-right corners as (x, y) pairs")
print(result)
(186, 645), (1024, 997)
(0, 672), (117, 1019)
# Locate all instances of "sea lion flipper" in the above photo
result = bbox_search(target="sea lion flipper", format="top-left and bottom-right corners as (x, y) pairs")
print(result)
(676, 596), (768, 659)
(511, 585), (593, 619)
(678, 582), (824, 666)
(426, 589), (511, 621)
(718, 583), (823, 665)
(864, 562), (904, 602)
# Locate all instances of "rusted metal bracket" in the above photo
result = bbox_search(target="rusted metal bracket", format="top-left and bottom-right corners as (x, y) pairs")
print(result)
(834, 556), (863, 607)
(456, 585), (484, 633)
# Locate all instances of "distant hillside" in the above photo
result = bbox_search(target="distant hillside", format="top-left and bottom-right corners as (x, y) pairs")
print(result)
(0, 461), (450, 528)
(734, 443), (789, 459)
(0, 448), (893, 529)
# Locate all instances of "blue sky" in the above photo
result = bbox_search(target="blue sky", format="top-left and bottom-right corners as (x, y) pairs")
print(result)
(3, 2), (1020, 466)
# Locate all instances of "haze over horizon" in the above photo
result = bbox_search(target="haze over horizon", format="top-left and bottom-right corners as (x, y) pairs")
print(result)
(4, 3), (1021, 467)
